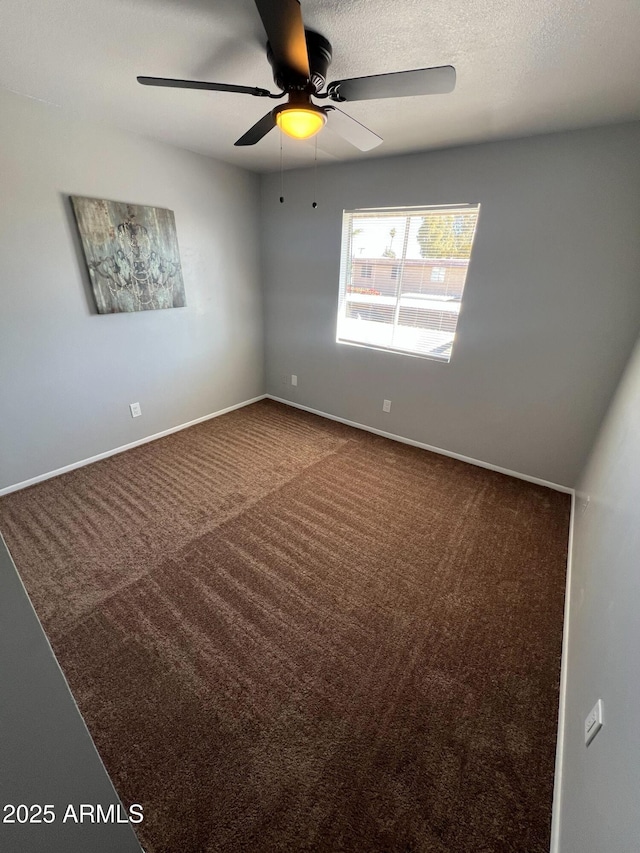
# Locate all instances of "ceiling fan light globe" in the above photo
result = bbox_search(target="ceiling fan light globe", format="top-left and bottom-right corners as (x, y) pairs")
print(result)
(276, 107), (326, 140)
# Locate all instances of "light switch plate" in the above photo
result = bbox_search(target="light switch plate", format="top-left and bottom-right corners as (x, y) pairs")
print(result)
(585, 699), (603, 746)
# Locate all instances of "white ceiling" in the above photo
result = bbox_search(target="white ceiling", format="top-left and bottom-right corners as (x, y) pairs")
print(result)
(2, 0), (639, 173)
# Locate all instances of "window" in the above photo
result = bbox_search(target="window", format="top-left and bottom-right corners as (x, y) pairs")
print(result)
(336, 204), (480, 362)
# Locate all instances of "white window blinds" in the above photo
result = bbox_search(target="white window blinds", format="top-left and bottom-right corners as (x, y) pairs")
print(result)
(336, 204), (480, 362)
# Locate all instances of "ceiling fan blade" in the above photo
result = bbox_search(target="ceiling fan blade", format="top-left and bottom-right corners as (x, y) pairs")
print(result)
(327, 65), (456, 102)
(137, 76), (272, 97)
(234, 110), (277, 146)
(325, 107), (382, 152)
(253, 0), (310, 80)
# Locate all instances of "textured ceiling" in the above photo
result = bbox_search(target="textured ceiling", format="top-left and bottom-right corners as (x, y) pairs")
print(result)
(1, 0), (639, 172)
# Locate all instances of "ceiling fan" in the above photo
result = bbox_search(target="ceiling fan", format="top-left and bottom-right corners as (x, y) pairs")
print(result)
(137, 0), (456, 151)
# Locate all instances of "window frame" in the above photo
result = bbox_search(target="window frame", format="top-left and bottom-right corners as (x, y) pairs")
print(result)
(336, 204), (480, 363)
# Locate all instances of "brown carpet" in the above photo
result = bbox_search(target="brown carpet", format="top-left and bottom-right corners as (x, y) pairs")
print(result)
(0, 399), (570, 853)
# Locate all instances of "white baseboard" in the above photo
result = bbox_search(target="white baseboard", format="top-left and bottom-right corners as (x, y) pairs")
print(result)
(549, 489), (576, 853)
(267, 395), (574, 495)
(0, 394), (267, 496)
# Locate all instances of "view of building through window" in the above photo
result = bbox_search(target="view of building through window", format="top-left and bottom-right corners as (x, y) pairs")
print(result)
(337, 205), (480, 361)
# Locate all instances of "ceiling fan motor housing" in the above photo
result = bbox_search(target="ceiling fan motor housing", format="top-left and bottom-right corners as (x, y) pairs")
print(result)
(267, 29), (332, 93)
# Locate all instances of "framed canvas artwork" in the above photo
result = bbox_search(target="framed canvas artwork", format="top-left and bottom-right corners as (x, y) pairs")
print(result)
(70, 196), (186, 313)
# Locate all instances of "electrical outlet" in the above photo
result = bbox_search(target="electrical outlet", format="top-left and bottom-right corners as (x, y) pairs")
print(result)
(129, 402), (142, 418)
(291, 374), (298, 387)
(383, 399), (391, 413)
(585, 699), (603, 746)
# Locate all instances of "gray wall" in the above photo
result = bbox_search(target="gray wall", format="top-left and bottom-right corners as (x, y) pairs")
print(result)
(0, 536), (143, 853)
(0, 88), (263, 491)
(261, 123), (640, 487)
(557, 334), (640, 852)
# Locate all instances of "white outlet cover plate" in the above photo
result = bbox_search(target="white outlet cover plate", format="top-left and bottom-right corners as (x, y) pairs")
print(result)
(291, 375), (297, 387)
(585, 699), (603, 746)
(383, 399), (391, 412)
(130, 402), (142, 418)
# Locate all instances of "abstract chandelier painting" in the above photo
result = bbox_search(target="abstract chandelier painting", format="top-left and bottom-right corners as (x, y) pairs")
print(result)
(71, 196), (186, 313)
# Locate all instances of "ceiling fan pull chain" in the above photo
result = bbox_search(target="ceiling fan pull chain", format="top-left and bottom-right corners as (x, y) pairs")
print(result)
(279, 132), (285, 203)
(312, 136), (318, 209)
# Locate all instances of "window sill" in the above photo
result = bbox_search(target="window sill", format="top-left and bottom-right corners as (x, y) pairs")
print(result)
(336, 337), (451, 363)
